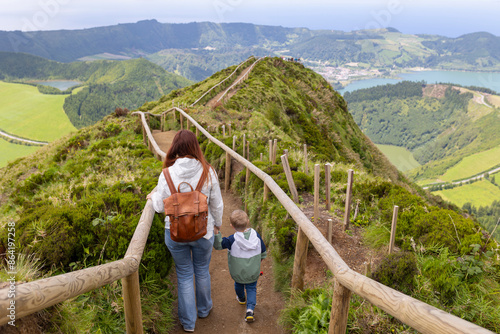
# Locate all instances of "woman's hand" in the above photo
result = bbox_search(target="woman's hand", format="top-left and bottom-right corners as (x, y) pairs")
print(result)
(214, 225), (221, 233)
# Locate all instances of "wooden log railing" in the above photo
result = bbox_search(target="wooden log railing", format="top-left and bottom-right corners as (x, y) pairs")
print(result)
(0, 198), (157, 332)
(163, 107), (493, 334)
(216, 57), (265, 103)
(189, 56), (256, 107)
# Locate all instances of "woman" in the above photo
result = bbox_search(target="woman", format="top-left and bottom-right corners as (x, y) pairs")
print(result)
(147, 130), (223, 332)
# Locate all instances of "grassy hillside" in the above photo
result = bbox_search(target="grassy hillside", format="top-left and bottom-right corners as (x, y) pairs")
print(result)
(0, 52), (192, 128)
(1, 57), (498, 333)
(375, 144), (421, 172)
(0, 138), (41, 168)
(0, 113), (172, 332)
(0, 81), (75, 140)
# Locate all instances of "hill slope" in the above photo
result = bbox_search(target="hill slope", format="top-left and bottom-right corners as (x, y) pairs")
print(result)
(0, 57), (498, 333)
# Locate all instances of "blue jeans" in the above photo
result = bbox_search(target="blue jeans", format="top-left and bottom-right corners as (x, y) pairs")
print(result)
(235, 281), (258, 311)
(165, 229), (214, 330)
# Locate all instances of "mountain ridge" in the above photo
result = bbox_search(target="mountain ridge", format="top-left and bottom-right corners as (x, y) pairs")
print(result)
(2, 20), (499, 82)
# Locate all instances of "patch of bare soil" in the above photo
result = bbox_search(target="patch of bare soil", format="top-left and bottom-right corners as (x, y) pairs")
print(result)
(298, 193), (384, 288)
(423, 84), (448, 99)
(152, 130), (177, 151)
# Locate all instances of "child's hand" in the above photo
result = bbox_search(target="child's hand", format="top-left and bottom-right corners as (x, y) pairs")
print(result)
(214, 225), (221, 233)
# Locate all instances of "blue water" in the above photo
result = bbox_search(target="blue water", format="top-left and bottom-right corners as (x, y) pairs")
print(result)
(35, 80), (81, 90)
(338, 70), (500, 94)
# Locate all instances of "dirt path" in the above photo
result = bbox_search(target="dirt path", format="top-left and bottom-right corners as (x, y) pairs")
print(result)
(168, 192), (287, 333)
(152, 129), (177, 150)
(156, 131), (287, 333)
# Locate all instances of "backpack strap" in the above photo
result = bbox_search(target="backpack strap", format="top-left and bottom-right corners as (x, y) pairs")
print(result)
(163, 168), (177, 194)
(195, 169), (208, 192)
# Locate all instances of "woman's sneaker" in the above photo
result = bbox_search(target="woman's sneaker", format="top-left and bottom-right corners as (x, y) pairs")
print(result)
(236, 295), (246, 305)
(245, 309), (254, 322)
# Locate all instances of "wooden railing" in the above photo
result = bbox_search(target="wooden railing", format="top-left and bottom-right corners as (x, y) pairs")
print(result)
(190, 56), (256, 107)
(216, 56), (265, 103)
(140, 106), (493, 334)
(0, 199), (156, 332)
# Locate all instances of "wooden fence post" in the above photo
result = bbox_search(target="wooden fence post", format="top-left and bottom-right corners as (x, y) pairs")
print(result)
(328, 278), (351, 334)
(263, 184), (269, 203)
(328, 219), (333, 245)
(186, 119), (190, 131)
(343, 169), (354, 231)
(389, 205), (399, 254)
(141, 124), (147, 146)
(222, 125), (226, 137)
(325, 163), (332, 211)
(225, 151), (231, 192)
(260, 153), (263, 161)
(303, 144), (308, 175)
(243, 134), (246, 159)
(122, 271), (143, 334)
(228, 123), (232, 137)
(268, 140), (272, 162)
(247, 141), (250, 161)
(314, 164), (320, 225)
(180, 114), (184, 130)
(291, 165), (309, 291)
(196, 127), (199, 138)
(272, 139), (278, 165)
(281, 154), (299, 203)
(161, 113), (165, 132)
(245, 159), (250, 212)
(233, 136), (237, 151)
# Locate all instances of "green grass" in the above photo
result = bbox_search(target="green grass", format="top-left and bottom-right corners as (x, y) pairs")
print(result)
(433, 179), (500, 207)
(440, 146), (500, 182)
(0, 138), (42, 168)
(486, 94), (500, 108)
(0, 81), (76, 141)
(375, 144), (421, 172)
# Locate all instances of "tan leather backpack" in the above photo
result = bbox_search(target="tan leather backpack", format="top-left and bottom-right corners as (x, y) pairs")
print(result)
(163, 168), (208, 242)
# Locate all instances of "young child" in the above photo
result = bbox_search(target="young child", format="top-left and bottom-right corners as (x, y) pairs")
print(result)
(213, 209), (267, 322)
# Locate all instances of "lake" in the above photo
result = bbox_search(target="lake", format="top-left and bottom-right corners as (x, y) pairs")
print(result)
(35, 80), (81, 90)
(338, 70), (500, 94)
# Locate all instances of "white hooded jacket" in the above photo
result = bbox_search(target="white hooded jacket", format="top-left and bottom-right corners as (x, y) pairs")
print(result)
(150, 157), (224, 240)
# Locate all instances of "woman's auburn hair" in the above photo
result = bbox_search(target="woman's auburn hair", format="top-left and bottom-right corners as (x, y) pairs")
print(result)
(163, 130), (213, 186)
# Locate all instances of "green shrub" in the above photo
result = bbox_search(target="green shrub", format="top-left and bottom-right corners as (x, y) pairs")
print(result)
(281, 289), (331, 334)
(371, 252), (418, 295)
(421, 248), (462, 304)
(275, 218), (297, 257)
(409, 209), (484, 255)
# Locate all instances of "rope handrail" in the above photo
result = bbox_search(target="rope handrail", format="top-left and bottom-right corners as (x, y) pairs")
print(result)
(190, 56), (256, 107)
(216, 57), (265, 103)
(168, 106), (493, 334)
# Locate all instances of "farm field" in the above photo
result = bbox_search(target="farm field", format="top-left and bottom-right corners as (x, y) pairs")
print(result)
(375, 144), (421, 172)
(0, 81), (76, 142)
(0, 138), (41, 168)
(433, 179), (500, 208)
(440, 146), (500, 182)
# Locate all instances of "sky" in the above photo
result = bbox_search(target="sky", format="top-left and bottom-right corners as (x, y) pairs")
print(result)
(0, 0), (499, 37)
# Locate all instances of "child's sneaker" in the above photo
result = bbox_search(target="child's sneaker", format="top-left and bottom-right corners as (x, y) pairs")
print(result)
(245, 309), (254, 322)
(236, 295), (246, 305)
